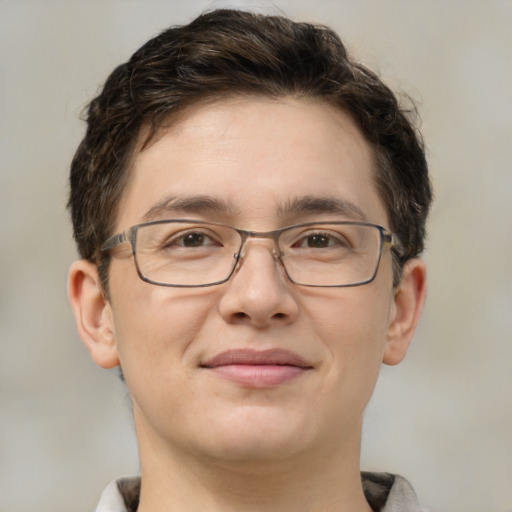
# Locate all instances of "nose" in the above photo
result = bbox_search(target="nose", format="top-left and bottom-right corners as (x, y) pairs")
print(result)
(217, 242), (300, 328)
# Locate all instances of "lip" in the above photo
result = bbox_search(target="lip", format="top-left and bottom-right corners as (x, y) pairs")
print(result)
(201, 349), (313, 388)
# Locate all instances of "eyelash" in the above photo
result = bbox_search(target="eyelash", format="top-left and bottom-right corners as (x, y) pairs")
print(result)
(162, 230), (221, 249)
(292, 231), (351, 249)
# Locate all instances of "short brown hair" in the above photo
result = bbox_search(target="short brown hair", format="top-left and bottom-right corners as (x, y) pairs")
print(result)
(69, 8), (432, 287)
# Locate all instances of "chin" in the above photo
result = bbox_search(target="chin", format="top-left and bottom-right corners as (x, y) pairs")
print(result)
(194, 404), (314, 463)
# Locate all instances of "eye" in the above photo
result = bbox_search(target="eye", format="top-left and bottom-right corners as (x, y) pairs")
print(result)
(162, 230), (221, 249)
(293, 231), (349, 249)
(303, 234), (335, 248)
(176, 232), (212, 247)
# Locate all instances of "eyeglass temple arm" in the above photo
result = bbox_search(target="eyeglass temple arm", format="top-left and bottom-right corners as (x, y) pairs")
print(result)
(101, 232), (129, 252)
(386, 233), (404, 258)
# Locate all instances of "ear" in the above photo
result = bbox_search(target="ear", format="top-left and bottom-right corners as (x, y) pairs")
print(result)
(383, 259), (427, 366)
(67, 260), (120, 369)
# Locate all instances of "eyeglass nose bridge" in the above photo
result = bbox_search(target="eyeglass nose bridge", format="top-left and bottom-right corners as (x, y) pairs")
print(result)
(233, 229), (284, 268)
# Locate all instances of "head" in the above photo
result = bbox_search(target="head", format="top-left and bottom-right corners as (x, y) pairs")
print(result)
(67, 8), (431, 476)
(69, 8), (432, 294)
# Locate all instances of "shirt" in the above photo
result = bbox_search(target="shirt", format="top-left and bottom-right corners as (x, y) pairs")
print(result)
(94, 472), (427, 511)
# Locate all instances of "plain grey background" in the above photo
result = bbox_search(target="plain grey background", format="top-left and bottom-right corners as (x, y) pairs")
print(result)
(1, 1), (511, 511)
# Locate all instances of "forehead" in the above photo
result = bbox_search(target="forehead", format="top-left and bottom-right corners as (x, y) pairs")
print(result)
(117, 97), (388, 229)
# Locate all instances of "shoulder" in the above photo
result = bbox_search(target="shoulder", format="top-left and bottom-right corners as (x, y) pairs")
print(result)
(362, 471), (428, 512)
(94, 476), (140, 512)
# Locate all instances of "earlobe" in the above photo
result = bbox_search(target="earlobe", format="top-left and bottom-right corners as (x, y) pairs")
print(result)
(383, 259), (427, 366)
(67, 260), (120, 369)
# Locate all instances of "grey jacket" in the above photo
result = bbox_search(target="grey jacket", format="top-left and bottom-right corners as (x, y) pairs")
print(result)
(94, 472), (427, 511)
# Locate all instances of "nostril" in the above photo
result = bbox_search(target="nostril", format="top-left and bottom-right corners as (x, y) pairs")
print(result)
(273, 313), (285, 319)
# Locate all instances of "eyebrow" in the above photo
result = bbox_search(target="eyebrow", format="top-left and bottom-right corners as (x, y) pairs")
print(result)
(277, 195), (367, 221)
(142, 194), (367, 223)
(142, 195), (241, 221)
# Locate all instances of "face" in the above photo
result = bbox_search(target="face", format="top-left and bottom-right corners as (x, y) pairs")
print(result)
(83, 98), (413, 467)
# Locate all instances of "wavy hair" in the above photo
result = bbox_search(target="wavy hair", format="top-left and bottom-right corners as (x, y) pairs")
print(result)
(69, 9), (432, 288)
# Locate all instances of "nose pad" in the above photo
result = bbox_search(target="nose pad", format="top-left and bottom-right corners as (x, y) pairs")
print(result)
(219, 240), (299, 327)
(234, 244), (283, 273)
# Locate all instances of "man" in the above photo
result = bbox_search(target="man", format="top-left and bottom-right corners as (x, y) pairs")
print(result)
(68, 9), (431, 512)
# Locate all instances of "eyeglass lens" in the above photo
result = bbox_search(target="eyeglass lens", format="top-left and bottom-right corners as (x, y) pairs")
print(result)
(132, 221), (384, 287)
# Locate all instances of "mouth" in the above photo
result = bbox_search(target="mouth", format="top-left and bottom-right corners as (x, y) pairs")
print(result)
(200, 349), (313, 388)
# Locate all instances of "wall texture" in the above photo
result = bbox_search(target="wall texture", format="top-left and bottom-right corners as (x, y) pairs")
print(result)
(1, 1), (511, 511)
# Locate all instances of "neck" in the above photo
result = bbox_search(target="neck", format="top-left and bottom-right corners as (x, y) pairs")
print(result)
(134, 420), (372, 512)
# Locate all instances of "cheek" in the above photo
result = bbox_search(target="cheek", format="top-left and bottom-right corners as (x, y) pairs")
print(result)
(109, 268), (218, 382)
(307, 286), (392, 386)
(109, 285), (223, 437)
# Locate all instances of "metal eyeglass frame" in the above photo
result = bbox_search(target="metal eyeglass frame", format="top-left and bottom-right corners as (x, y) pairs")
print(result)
(101, 219), (403, 288)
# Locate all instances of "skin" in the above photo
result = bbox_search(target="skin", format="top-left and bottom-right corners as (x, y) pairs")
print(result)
(69, 97), (427, 512)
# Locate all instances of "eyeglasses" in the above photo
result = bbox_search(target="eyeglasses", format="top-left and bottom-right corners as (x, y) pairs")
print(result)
(101, 219), (402, 288)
